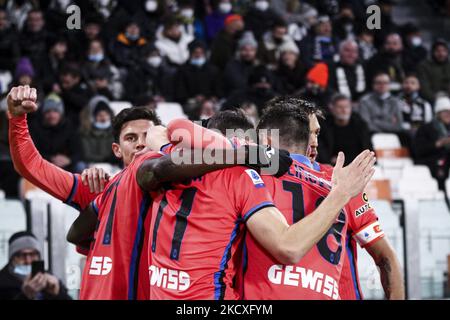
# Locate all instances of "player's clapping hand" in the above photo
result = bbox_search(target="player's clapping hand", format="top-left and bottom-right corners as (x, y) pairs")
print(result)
(7, 85), (38, 117)
(331, 150), (376, 199)
(81, 167), (110, 193)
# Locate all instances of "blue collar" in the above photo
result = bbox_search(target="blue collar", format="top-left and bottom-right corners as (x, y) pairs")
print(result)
(291, 154), (313, 169)
(312, 161), (321, 171)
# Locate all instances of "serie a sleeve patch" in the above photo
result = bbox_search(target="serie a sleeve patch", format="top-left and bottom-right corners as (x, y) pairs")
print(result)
(353, 221), (385, 247)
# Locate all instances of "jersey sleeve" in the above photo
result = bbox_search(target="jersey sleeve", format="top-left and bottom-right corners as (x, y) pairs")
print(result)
(347, 192), (385, 248)
(9, 114), (97, 210)
(224, 167), (275, 222)
(167, 118), (233, 150)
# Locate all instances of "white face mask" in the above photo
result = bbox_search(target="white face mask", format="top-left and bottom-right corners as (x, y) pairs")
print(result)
(148, 56), (162, 67)
(13, 264), (31, 277)
(255, 0), (269, 11)
(181, 8), (194, 19)
(99, 0), (111, 7)
(219, 2), (232, 14)
(94, 121), (111, 130)
(145, 0), (158, 12)
(411, 36), (422, 47)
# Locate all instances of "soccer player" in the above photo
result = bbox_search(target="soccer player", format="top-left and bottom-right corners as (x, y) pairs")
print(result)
(7, 86), (108, 216)
(305, 102), (404, 300)
(137, 110), (376, 299)
(244, 98), (401, 299)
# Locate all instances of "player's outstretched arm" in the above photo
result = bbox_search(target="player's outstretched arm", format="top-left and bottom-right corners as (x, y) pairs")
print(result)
(66, 203), (97, 246)
(137, 145), (291, 191)
(246, 150), (376, 265)
(7, 86), (103, 203)
(366, 238), (405, 299)
(137, 147), (247, 191)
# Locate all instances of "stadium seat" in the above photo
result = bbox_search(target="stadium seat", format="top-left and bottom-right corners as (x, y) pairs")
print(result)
(155, 102), (187, 125)
(109, 101), (132, 115)
(372, 133), (402, 149)
(366, 179), (392, 202)
(0, 199), (26, 266)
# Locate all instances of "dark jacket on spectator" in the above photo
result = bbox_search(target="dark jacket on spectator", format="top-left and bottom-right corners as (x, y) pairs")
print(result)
(0, 26), (20, 72)
(223, 59), (258, 95)
(110, 33), (148, 70)
(19, 28), (48, 71)
(60, 82), (92, 126)
(414, 119), (450, 187)
(317, 114), (373, 165)
(244, 7), (281, 40)
(328, 61), (367, 101)
(175, 62), (223, 104)
(275, 62), (308, 95)
(417, 58), (450, 103)
(29, 116), (81, 173)
(210, 29), (237, 71)
(365, 52), (406, 93)
(80, 127), (116, 164)
(0, 264), (71, 300)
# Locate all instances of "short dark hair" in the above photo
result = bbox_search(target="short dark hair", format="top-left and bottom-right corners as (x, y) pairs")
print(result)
(112, 107), (161, 142)
(207, 109), (254, 135)
(257, 96), (315, 149)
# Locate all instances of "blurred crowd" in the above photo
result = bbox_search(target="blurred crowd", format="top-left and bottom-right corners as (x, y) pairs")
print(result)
(0, 0), (450, 197)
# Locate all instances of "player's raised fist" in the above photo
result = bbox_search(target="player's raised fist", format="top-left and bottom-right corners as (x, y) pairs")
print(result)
(7, 85), (38, 117)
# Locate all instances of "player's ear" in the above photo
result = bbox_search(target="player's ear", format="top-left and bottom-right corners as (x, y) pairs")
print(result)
(112, 142), (122, 159)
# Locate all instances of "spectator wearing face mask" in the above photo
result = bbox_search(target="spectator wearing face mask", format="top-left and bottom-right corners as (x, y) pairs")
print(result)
(296, 62), (332, 108)
(365, 32), (407, 94)
(134, 0), (168, 40)
(110, 20), (148, 72)
(155, 16), (194, 66)
(177, 0), (206, 42)
(318, 94), (372, 166)
(0, 231), (71, 300)
(244, 0), (283, 41)
(210, 14), (245, 70)
(174, 40), (223, 106)
(223, 31), (260, 95)
(126, 43), (176, 101)
(401, 23), (428, 73)
(417, 39), (450, 103)
(332, 4), (363, 42)
(80, 96), (117, 166)
(83, 39), (122, 100)
(398, 73), (433, 133)
(70, 13), (105, 61)
(257, 18), (297, 70)
(29, 93), (82, 173)
(205, 0), (234, 43)
(275, 40), (307, 94)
